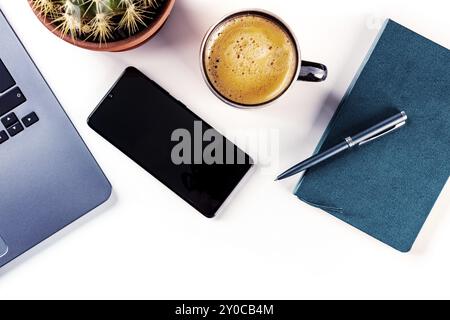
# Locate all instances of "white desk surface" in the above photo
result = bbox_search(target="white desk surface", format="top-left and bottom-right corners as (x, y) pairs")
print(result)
(0, 0), (449, 300)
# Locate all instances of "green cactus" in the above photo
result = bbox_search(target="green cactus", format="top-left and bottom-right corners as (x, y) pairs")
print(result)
(31, 0), (165, 44)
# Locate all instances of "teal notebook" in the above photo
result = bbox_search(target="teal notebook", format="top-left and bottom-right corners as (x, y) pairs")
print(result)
(295, 20), (450, 252)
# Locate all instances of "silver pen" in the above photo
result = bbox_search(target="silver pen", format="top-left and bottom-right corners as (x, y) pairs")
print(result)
(276, 111), (408, 181)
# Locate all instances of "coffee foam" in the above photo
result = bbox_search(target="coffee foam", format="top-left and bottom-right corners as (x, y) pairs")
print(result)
(204, 14), (298, 106)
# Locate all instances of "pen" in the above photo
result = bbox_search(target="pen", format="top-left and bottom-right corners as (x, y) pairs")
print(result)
(276, 111), (408, 181)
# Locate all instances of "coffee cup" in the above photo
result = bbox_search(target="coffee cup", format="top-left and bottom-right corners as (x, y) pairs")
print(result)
(200, 9), (328, 108)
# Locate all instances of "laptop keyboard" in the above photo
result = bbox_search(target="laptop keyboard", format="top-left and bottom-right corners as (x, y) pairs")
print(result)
(0, 58), (15, 93)
(0, 58), (39, 145)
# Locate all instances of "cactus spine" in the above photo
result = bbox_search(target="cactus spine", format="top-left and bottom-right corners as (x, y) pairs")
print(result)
(31, 0), (165, 43)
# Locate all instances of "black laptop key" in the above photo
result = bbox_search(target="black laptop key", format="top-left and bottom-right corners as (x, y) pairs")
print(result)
(1, 112), (18, 128)
(0, 87), (26, 117)
(0, 130), (8, 144)
(22, 112), (39, 127)
(0, 59), (16, 93)
(7, 122), (23, 137)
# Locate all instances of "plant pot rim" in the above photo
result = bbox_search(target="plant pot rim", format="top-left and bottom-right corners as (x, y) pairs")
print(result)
(28, 0), (176, 52)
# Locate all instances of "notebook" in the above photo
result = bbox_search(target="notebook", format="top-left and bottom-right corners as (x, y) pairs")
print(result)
(295, 19), (450, 252)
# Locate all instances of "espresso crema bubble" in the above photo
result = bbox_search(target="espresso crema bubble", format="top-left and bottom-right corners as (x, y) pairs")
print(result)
(204, 14), (298, 106)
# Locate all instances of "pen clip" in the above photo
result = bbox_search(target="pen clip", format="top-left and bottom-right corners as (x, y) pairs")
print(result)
(358, 121), (406, 146)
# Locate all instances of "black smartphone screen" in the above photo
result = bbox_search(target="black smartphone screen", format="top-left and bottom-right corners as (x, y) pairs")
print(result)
(88, 67), (253, 218)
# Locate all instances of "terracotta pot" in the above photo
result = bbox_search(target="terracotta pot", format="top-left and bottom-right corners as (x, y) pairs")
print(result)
(28, 0), (176, 52)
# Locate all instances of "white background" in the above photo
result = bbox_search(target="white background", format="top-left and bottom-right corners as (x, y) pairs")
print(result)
(0, 0), (449, 300)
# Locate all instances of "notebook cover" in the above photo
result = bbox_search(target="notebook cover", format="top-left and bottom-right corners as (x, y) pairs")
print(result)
(295, 20), (450, 252)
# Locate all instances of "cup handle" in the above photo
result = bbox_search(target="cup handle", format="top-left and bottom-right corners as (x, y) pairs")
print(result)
(298, 61), (328, 82)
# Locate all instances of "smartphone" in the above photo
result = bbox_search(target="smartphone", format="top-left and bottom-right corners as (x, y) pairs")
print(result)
(88, 67), (254, 218)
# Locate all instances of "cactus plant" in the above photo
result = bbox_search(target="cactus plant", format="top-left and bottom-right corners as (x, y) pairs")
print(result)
(30, 0), (166, 44)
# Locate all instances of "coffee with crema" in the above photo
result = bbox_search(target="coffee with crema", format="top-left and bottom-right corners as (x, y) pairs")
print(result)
(204, 14), (298, 106)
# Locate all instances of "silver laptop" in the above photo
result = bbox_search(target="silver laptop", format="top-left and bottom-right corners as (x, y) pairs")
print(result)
(0, 11), (111, 268)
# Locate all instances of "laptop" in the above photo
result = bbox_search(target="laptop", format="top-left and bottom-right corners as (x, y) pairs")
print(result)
(0, 11), (111, 268)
